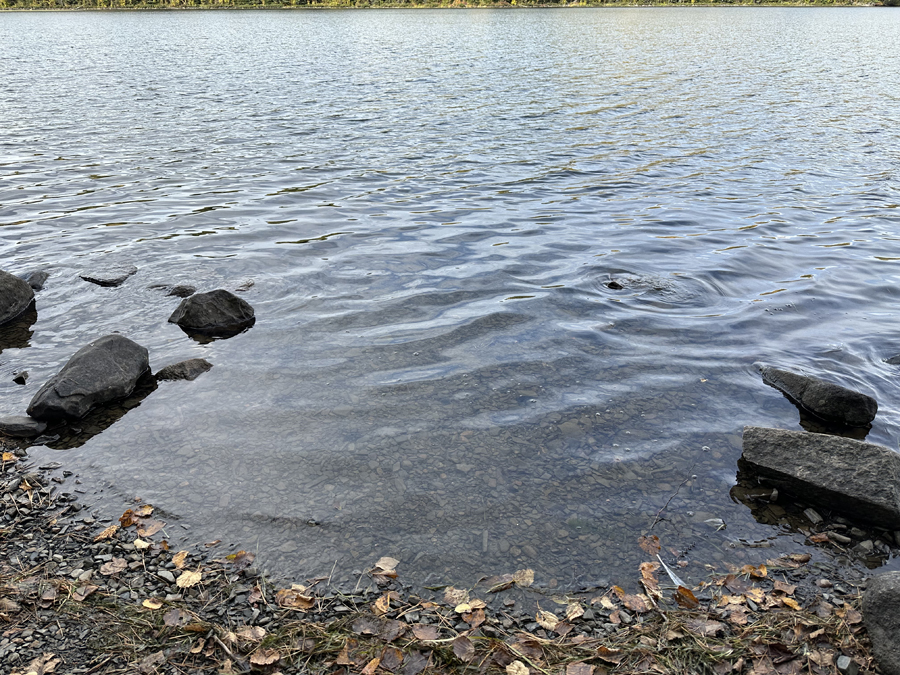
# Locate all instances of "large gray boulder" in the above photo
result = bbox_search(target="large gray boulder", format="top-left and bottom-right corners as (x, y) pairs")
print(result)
(741, 426), (900, 529)
(758, 365), (877, 427)
(168, 289), (255, 337)
(863, 571), (900, 675)
(0, 269), (35, 326)
(0, 416), (47, 438)
(27, 334), (150, 422)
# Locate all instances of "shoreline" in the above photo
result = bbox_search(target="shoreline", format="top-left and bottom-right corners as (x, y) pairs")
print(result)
(1, 435), (885, 673)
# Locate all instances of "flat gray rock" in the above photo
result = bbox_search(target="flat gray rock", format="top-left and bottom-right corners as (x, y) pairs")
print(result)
(156, 358), (213, 382)
(741, 426), (900, 529)
(80, 264), (137, 288)
(27, 334), (150, 422)
(886, 355), (900, 366)
(863, 571), (900, 675)
(0, 269), (35, 326)
(19, 270), (49, 291)
(0, 416), (47, 438)
(168, 289), (255, 337)
(758, 365), (877, 427)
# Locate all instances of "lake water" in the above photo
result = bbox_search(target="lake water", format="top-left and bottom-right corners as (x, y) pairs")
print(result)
(2, 7), (900, 591)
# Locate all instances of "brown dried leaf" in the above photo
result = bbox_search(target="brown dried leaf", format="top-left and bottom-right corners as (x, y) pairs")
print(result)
(741, 564), (767, 579)
(444, 586), (469, 606)
(638, 534), (661, 555)
(729, 607), (749, 626)
(100, 558), (127, 576)
(506, 661), (530, 675)
(275, 587), (316, 610)
(609, 610), (621, 624)
(512, 569), (534, 587)
(412, 624), (439, 641)
(236, 626), (266, 642)
(639, 561), (662, 600)
(142, 598), (163, 610)
(249, 649), (280, 666)
(686, 619), (727, 637)
(134, 504), (154, 517)
(19, 653), (62, 675)
(163, 608), (189, 627)
(176, 570), (202, 588)
(535, 609), (559, 631)
(565, 602), (585, 621)
(380, 646), (404, 672)
(93, 524), (119, 542)
(71, 584), (98, 602)
(566, 663), (593, 675)
(119, 509), (136, 528)
(137, 519), (165, 537)
(224, 550), (255, 571)
(172, 551), (188, 569)
(336, 645), (354, 666)
(190, 638), (205, 654)
(746, 587), (766, 604)
(374, 593), (391, 616)
(452, 635), (475, 662)
(674, 586), (700, 609)
(781, 597), (801, 610)
(403, 651), (429, 675)
(361, 657), (381, 675)
(773, 580), (797, 595)
(596, 646), (623, 664)
(464, 608), (486, 627)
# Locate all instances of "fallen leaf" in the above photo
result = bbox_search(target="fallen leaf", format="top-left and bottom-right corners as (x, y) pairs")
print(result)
(247, 586), (262, 604)
(596, 646), (623, 664)
(137, 519), (165, 537)
(566, 663), (593, 675)
(444, 587), (469, 606)
(597, 595), (616, 610)
(1, 452), (16, 462)
(506, 661), (529, 675)
(172, 551), (188, 569)
(336, 645), (354, 666)
(412, 624), (439, 641)
(176, 570), (202, 588)
(72, 585), (98, 602)
(403, 650), (429, 675)
(18, 653), (61, 675)
(142, 598), (164, 610)
(361, 657), (381, 675)
(565, 602), (585, 621)
(686, 619), (727, 637)
(374, 593), (391, 616)
(640, 561), (662, 601)
(638, 534), (661, 555)
(225, 550), (255, 571)
(134, 504), (154, 517)
(275, 587), (316, 610)
(452, 635), (475, 661)
(809, 533), (830, 544)
(719, 595), (745, 607)
(536, 609), (559, 631)
(204, 539), (221, 547)
(236, 626), (266, 642)
(674, 586), (700, 609)
(774, 580), (797, 596)
(375, 556), (400, 572)
(250, 649), (280, 666)
(190, 638), (205, 654)
(512, 569), (534, 587)
(609, 610), (621, 624)
(133, 539), (151, 551)
(464, 608), (486, 627)
(729, 608), (749, 626)
(746, 587), (766, 604)
(93, 524), (119, 542)
(380, 646), (404, 672)
(741, 564), (767, 579)
(119, 509), (136, 528)
(137, 651), (165, 674)
(1, 597), (22, 613)
(100, 558), (127, 575)
(163, 608), (189, 627)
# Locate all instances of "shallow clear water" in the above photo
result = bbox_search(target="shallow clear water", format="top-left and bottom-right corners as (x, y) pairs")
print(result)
(2, 7), (900, 589)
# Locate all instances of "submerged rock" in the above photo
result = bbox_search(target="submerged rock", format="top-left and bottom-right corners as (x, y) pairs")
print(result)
(155, 358), (213, 382)
(0, 269), (35, 326)
(12, 371), (28, 385)
(886, 355), (900, 366)
(18, 269), (49, 291)
(740, 426), (900, 529)
(863, 571), (900, 675)
(80, 264), (137, 288)
(0, 415), (47, 438)
(149, 283), (196, 298)
(758, 364), (877, 427)
(168, 289), (255, 338)
(27, 334), (150, 422)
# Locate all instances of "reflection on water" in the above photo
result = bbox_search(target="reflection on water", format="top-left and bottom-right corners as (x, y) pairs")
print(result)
(2, 7), (900, 589)
(0, 306), (37, 356)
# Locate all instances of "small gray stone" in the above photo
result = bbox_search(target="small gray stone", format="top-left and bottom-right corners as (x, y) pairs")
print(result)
(0, 416), (47, 438)
(863, 571), (900, 675)
(836, 655), (860, 675)
(155, 358), (213, 382)
(80, 264), (137, 288)
(168, 285), (196, 298)
(829, 532), (852, 545)
(19, 270), (49, 291)
(886, 355), (900, 366)
(168, 289), (255, 338)
(804, 508), (824, 525)
(157, 570), (176, 584)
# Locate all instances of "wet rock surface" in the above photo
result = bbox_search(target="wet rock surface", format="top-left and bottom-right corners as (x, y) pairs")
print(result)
(0, 416), (47, 438)
(155, 358), (213, 382)
(18, 269), (49, 292)
(863, 571), (900, 675)
(0, 269), (35, 326)
(740, 425), (900, 529)
(79, 264), (137, 288)
(168, 289), (255, 337)
(26, 335), (150, 422)
(758, 365), (877, 428)
(149, 283), (196, 298)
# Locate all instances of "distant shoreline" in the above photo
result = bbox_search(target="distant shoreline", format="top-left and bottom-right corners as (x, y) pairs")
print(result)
(0, 1), (892, 11)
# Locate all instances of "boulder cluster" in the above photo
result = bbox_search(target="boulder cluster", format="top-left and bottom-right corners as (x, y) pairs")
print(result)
(741, 364), (900, 674)
(0, 266), (255, 441)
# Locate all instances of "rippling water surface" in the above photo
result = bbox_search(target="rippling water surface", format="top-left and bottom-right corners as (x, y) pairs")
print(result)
(2, 7), (900, 589)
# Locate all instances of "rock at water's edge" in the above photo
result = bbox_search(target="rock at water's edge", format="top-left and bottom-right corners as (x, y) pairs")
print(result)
(0, 416), (47, 438)
(149, 284), (196, 298)
(80, 264), (137, 288)
(155, 358), (213, 382)
(758, 365), (877, 427)
(740, 426), (900, 529)
(863, 571), (900, 675)
(0, 269), (35, 326)
(886, 354), (900, 366)
(168, 289), (255, 337)
(19, 270), (49, 291)
(27, 334), (150, 422)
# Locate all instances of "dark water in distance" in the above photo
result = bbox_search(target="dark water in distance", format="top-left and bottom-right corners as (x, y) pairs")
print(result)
(2, 8), (900, 590)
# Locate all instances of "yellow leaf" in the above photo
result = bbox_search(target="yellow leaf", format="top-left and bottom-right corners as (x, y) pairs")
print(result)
(143, 598), (163, 610)
(512, 569), (534, 587)
(172, 551), (188, 569)
(361, 657), (381, 675)
(134, 504), (154, 517)
(93, 524), (119, 542)
(469, 598), (487, 609)
(133, 539), (151, 551)
(176, 570), (202, 588)
(781, 597), (801, 611)
(1, 452), (16, 462)
(535, 610), (559, 631)
(599, 596), (616, 610)
(275, 588), (315, 610)
(374, 593), (391, 616)
(455, 602), (472, 614)
(565, 603), (585, 621)
(746, 587), (766, 604)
